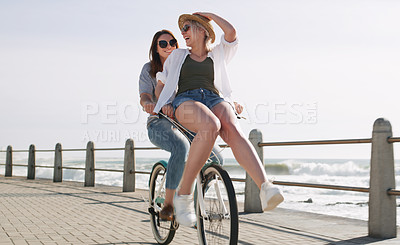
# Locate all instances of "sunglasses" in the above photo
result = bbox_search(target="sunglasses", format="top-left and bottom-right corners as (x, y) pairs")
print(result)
(158, 39), (177, 48)
(181, 24), (191, 33)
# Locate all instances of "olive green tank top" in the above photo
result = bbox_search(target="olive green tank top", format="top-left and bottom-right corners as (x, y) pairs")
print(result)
(176, 55), (219, 96)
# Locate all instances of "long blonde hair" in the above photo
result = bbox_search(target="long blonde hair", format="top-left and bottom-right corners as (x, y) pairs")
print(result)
(188, 20), (212, 52)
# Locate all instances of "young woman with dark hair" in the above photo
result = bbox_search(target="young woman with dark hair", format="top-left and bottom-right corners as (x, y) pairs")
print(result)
(139, 29), (224, 221)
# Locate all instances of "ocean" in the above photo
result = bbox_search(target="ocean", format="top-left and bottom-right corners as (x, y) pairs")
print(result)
(1, 155), (400, 224)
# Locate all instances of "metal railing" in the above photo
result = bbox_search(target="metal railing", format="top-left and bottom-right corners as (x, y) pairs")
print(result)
(2, 139), (392, 194)
(0, 117), (399, 238)
(259, 138), (372, 146)
(0, 146), (157, 173)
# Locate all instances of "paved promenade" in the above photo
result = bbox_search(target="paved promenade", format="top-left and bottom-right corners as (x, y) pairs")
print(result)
(1, 176), (399, 245)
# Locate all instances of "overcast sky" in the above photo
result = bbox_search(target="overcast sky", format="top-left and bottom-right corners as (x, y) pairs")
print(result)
(1, 0), (399, 159)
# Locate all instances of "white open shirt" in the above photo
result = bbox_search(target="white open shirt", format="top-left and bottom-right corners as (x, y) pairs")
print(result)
(153, 35), (239, 113)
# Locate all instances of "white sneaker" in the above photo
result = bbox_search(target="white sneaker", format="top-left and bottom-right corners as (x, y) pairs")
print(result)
(174, 194), (196, 227)
(259, 181), (284, 211)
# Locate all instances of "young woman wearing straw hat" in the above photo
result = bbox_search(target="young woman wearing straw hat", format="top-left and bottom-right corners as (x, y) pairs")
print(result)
(139, 29), (224, 221)
(154, 12), (284, 227)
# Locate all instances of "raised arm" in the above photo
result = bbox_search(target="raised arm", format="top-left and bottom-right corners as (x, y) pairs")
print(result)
(193, 12), (236, 42)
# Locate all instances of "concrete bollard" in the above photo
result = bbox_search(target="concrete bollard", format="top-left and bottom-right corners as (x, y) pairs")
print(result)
(5, 145), (12, 177)
(368, 118), (396, 238)
(245, 129), (263, 212)
(85, 141), (95, 187)
(53, 143), (62, 182)
(27, 144), (36, 179)
(123, 139), (135, 192)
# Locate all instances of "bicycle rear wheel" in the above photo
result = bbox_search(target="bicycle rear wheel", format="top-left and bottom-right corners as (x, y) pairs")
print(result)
(196, 164), (239, 245)
(149, 162), (177, 244)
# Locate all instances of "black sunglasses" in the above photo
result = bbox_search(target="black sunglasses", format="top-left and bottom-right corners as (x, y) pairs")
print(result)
(158, 39), (177, 48)
(181, 24), (191, 33)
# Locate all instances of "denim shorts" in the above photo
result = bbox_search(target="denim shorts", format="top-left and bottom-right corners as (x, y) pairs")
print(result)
(172, 88), (225, 111)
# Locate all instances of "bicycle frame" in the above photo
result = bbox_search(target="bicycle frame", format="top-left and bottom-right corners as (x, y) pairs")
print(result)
(196, 166), (230, 221)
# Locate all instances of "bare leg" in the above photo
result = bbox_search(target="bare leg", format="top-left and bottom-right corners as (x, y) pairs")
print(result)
(164, 188), (175, 206)
(175, 101), (220, 195)
(212, 102), (268, 189)
(160, 188), (175, 220)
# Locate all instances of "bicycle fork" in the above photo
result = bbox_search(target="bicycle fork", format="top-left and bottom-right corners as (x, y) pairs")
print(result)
(153, 174), (167, 213)
(196, 172), (229, 221)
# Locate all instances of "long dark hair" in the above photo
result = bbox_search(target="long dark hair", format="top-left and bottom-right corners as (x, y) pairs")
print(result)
(149, 30), (179, 78)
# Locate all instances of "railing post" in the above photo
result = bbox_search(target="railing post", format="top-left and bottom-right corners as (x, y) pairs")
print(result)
(5, 145), (12, 177)
(27, 144), (36, 179)
(53, 143), (62, 182)
(123, 139), (135, 192)
(245, 129), (263, 212)
(85, 141), (95, 187)
(369, 118), (396, 238)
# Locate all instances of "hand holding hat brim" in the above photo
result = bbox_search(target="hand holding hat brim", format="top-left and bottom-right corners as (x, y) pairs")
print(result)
(192, 12), (212, 21)
(178, 13), (215, 43)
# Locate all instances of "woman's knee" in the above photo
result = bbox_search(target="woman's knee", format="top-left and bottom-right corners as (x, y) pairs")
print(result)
(172, 139), (190, 159)
(220, 122), (243, 143)
(207, 119), (221, 133)
(195, 119), (221, 141)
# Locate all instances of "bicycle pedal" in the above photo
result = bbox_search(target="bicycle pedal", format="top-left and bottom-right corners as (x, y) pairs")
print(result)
(172, 219), (179, 230)
(148, 207), (156, 215)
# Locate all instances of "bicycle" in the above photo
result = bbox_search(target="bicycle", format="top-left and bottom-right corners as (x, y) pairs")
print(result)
(148, 114), (239, 245)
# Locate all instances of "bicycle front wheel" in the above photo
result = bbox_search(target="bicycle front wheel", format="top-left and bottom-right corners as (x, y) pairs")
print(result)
(149, 162), (177, 244)
(196, 164), (239, 245)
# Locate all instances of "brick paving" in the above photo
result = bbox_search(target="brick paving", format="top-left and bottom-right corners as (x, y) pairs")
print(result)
(1, 176), (399, 245)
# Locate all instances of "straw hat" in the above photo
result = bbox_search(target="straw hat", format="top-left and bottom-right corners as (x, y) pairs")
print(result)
(178, 14), (215, 43)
